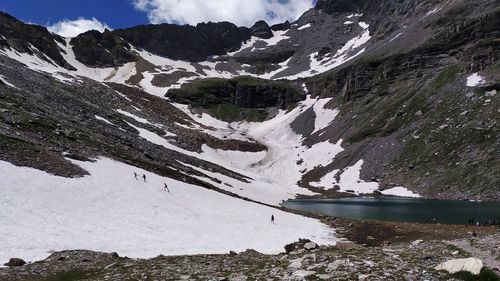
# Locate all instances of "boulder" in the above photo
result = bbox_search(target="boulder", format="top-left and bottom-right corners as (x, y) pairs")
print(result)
(110, 252), (119, 258)
(304, 242), (319, 250)
(284, 238), (312, 253)
(411, 239), (423, 246)
(284, 243), (296, 253)
(4, 258), (26, 267)
(434, 257), (483, 275)
(288, 258), (303, 269)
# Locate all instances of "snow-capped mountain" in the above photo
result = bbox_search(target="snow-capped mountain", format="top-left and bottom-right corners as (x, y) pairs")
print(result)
(0, 0), (498, 262)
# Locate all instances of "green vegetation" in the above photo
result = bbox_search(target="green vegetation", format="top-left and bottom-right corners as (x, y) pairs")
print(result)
(43, 269), (98, 281)
(207, 103), (268, 122)
(346, 83), (429, 143)
(433, 65), (460, 90)
(168, 76), (300, 105)
(234, 50), (295, 65)
(167, 75), (302, 121)
(0, 134), (40, 151)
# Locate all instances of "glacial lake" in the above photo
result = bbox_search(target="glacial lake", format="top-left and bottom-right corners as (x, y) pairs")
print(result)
(282, 197), (500, 225)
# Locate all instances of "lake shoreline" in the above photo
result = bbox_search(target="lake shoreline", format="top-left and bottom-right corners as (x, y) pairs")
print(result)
(323, 216), (499, 247)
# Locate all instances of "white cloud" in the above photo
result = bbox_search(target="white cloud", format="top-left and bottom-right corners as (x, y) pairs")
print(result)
(47, 18), (111, 38)
(132, 0), (314, 27)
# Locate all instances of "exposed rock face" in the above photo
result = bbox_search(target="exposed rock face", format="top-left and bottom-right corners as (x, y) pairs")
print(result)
(112, 22), (251, 62)
(69, 29), (136, 67)
(0, 12), (73, 70)
(299, 0), (500, 200)
(234, 49), (296, 65)
(435, 257), (484, 275)
(250, 20), (273, 39)
(167, 76), (303, 110)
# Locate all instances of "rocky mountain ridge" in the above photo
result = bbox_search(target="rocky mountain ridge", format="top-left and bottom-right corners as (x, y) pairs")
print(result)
(0, 0), (498, 203)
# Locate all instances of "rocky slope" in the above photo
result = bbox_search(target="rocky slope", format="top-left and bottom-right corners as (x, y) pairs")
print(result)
(1, 230), (499, 280)
(0, 0), (498, 203)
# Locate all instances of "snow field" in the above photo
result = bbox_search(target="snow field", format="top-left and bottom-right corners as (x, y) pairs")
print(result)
(0, 158), (336, 263)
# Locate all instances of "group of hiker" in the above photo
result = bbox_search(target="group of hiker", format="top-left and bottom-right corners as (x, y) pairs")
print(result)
(467, 218), (498, 227)
(133, 172), (169, 192)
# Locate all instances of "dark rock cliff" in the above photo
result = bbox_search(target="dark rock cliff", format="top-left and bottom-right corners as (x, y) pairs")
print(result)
(167, 76), (303, 110)
(112, 22), (251, 62)
(69, 29), (136, 68)
(0, 12), (73, 70)
(250, 20), (274, 39)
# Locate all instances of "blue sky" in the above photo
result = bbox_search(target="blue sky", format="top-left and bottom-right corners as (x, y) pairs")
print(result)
(0, 0), (149, 29)
(0, 0), (316, 37)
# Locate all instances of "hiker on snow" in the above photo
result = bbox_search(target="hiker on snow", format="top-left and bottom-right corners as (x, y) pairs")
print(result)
(142, 174), (147, 182)
(134, 172), (138, 180)
(271, 215), (275, 224)
(164, 183), (170, 192)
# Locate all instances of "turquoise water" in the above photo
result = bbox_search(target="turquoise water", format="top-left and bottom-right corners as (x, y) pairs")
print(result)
(282, 197), (500, 225)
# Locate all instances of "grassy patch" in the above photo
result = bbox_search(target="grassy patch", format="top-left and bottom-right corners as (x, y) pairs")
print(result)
(42, 269), (99, 281)
(207, 103), (268, 122)
(433, 65), (460, 90)
(346, 84), (427, 143)
(167, 75), (301, 108)
(167, 75), (302, 121)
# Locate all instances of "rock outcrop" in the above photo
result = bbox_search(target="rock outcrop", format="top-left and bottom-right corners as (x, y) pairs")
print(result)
(167, 76), (303, 110)
(250, 20), (273, 39)
(4, 258), (26, 267)
(112, 22), (251, 62)
(0, 12), (73, 70)
(69, 29), (136, 67)
(435, 257), (484, 275)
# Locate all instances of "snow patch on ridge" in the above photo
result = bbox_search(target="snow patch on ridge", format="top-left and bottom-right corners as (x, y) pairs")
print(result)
(117, 109), (154, 125)
(297, 23), (311, 30)
(466, 73), (486, 87)
(313, 160), (379, 195)
(312, 98), (338, 134)
(0, 45), (74, 83)
(0, 74), (19, 89)
(94, 115), (114, 125)
(381, 186), (421, 198)
(285, 22), (371, 79)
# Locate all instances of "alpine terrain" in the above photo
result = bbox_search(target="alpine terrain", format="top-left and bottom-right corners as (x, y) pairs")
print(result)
(0, 0), (499, 280)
